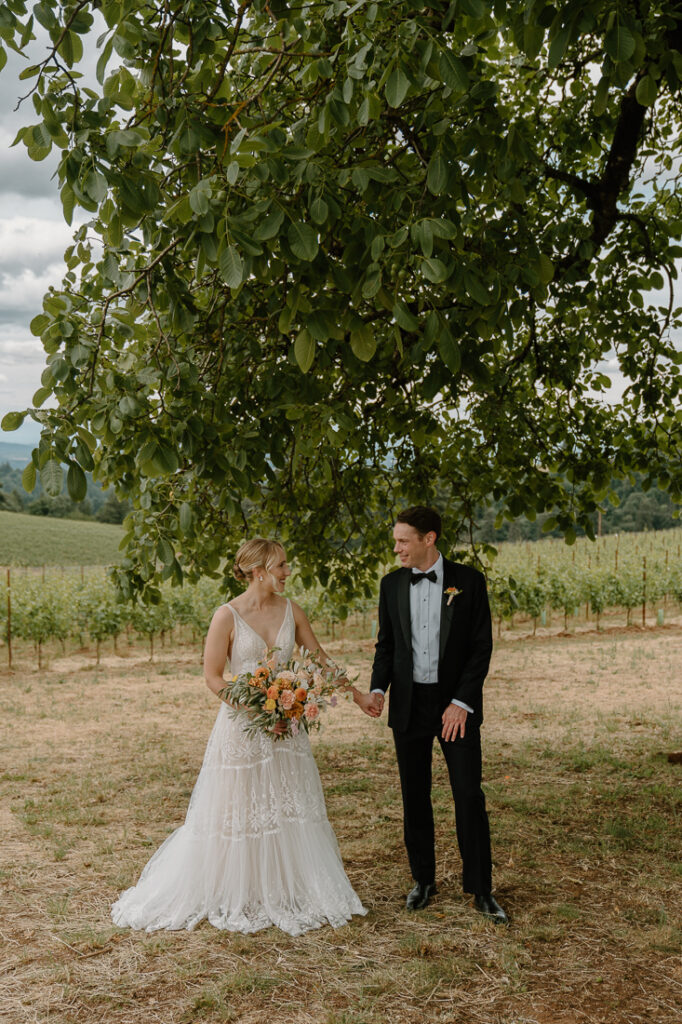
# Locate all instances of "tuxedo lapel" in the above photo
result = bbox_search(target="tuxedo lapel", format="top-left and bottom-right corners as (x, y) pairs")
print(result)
(439, 559), (459, 662)
(397, 569), (412, 653)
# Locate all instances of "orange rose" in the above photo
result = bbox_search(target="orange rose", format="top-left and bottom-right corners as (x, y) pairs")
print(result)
(266, 685), (279, 700)
(292, 701), (304, 719)
(294, 687), (307, 703)
(251, 666), (270, 685)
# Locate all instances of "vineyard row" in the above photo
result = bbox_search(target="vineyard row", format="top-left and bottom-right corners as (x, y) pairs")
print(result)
(2, 543), (681, 667)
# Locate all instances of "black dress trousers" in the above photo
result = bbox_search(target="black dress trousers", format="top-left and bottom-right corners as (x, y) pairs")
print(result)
(392, 683), (492, 894)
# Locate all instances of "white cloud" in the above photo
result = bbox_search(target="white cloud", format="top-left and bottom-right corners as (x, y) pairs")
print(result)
(0, 264), (67, 319)
(0, 216), (74, 273)
(0, 322), (47, 434)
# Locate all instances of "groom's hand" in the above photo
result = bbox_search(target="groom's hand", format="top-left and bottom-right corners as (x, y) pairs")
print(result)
(441, 704), (467, 741)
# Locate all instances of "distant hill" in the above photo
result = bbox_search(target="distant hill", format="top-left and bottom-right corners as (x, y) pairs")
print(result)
(0, 441), (33, 468)
(0, 510), (123, 566)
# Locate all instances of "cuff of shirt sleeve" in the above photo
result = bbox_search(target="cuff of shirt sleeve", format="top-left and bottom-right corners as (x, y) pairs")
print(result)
(371, 688), (385, 694)
(451, 699), (474, 714)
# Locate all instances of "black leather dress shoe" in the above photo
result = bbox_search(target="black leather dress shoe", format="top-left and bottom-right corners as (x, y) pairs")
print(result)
(474, 893), (509, 924)
(406, 882), (437, 910)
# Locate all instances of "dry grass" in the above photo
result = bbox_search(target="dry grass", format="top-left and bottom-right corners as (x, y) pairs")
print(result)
(1, 626), (681, 1024)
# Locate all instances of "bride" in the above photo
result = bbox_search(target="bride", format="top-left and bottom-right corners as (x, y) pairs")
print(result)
(111, 537), (368, 936)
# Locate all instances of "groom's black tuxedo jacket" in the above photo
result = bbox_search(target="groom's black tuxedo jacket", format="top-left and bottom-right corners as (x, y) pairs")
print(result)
(370, 557), (493, 733)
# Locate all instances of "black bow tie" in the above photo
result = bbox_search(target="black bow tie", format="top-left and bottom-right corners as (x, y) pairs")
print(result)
(411, 570), (437, 584)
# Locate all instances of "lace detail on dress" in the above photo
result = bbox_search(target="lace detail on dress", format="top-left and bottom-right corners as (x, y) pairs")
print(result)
(111, 596), (366, 936)
(228, 598), (293, 675)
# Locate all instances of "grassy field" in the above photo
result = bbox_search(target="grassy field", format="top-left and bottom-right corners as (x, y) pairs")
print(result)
(0, 510), (123, 566)
(1, 626), (680, 1024)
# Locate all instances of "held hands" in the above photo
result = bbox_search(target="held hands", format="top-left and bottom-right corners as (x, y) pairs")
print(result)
(354, 690), (384, 718)
(441, 703), (467, 742)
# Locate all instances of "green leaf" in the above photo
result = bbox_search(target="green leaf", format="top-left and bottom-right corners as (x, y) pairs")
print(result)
(350, 325), (376, 361)
(310, 196), (329, 225)
(189, 183), (210, 216)
(22, 461), (37, 493)
(83, 170), (108, 203)
(0, 48), (7, 75)
(179, 502), (193, 534)
(537, 254), (554, 284)
(385, 67), (410, 108)
(523, 24), (544, 60)
(67, 463), (87, 502)
(427, 152), (448, 195)
(153, 446), (179, 476)
(393, 301), (419, 332)
(219, 245), (244, 288)
(594, 76), (610, 116)
(288, 221), (319, 261)
(605, 25), (636, 63)
(438, 328), (461, 374)
(41, 459), (63, 498)
(294, 328), (315, 373)
(438, 52), (469, 92)
(32, 387), (52, 407)
(19, 64), (41, 81)
(420, 257), (449, 283)
(464, 269), (489, 305)
(253, 207), (284, 240)
(31, 123), (52, 148)
(1, 411), (25, 431)
(30, 314), (50, 336)
(60, 183), (76, 225)
(96, 35), (114, 85)
(635, 75), (657, 107)
(157, 538), (175, 566)
(548, 24), (571, 69)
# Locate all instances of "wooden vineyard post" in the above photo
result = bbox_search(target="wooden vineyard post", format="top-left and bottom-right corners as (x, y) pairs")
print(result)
(6, 568), (11, 671)
(642, 557), (647, 628)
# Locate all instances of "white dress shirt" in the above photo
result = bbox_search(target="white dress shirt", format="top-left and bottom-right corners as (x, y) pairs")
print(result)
(373, 553), (473, 714)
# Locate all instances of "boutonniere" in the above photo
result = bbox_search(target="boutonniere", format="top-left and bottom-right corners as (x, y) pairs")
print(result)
(445, 586), (462, 606)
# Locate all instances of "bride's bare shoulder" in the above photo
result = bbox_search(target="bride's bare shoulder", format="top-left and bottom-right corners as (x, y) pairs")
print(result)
(209, 603), (235, 631)
(289, 599), (309, 623)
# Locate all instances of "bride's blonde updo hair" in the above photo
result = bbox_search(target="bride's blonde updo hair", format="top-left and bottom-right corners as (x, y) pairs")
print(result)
(233, 537), (285, 583)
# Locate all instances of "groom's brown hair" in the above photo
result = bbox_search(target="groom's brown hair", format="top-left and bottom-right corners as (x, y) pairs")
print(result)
(396, 506), (442, 540)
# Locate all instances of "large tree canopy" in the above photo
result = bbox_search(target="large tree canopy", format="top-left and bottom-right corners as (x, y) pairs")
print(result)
(1, 0), (682, 599)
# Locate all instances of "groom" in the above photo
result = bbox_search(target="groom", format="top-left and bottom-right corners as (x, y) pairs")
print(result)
(355, 506), (507, 923)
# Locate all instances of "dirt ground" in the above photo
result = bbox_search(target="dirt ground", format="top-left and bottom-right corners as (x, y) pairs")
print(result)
(1, 624), (681, 1024)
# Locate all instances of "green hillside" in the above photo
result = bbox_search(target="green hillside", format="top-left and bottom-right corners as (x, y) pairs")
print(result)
(0, 511), (123, 566)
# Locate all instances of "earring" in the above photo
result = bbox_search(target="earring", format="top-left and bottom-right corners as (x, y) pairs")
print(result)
(259, 575), (263, 581)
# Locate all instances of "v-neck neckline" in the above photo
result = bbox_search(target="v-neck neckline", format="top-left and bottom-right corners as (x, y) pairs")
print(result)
(230, 599), (290, 651)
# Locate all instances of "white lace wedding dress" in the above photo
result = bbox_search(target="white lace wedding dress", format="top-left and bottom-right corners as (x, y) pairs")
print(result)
(111, 599), (366, 936)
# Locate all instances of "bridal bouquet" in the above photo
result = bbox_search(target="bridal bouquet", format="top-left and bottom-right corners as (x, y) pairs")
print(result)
(219, 649), (350, 740)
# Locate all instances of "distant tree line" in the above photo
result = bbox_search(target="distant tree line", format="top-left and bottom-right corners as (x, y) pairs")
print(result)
(0, 462), (129, 523)
(0, 458), (677, 539)
(475, 476), (680, 543)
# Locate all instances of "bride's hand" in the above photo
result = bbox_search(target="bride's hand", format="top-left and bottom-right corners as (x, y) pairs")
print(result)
(273, 721), (288, 735)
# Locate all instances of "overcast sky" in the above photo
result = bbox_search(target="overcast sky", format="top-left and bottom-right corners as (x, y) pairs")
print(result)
(0, 35), (87, 445)
(0, 30), (677, 448)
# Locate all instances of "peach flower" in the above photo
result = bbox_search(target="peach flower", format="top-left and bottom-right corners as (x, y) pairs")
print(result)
(280, 689), (295, 709)
(304, 703), (319, 721)
(266, 686), (279, 700)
